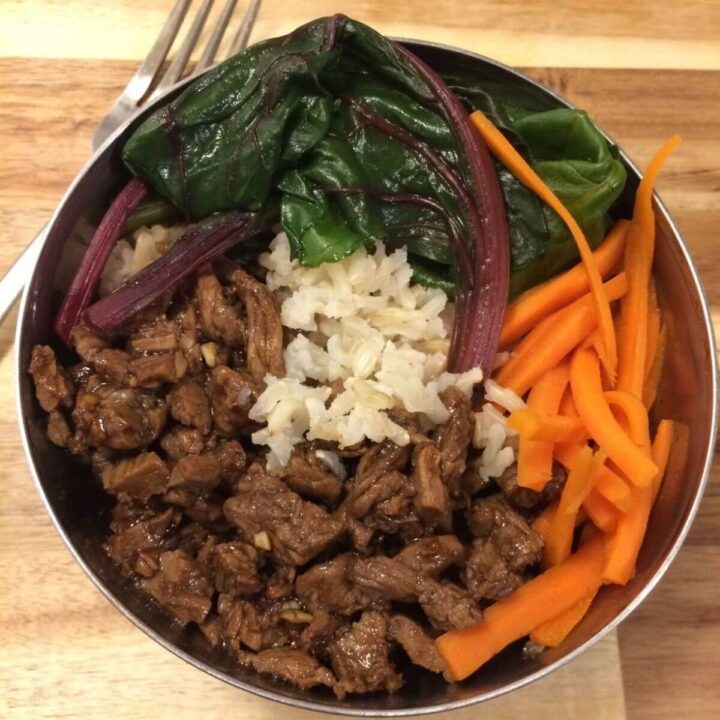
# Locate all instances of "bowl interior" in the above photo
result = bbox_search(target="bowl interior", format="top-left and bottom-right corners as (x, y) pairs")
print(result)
(16, 41), (716, 715)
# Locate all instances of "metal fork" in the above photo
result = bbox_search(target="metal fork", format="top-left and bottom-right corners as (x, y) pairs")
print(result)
(0, 0), (263, 324)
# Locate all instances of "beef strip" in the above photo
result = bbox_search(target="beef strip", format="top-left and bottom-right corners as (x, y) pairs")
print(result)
(282, 444), (343, 505)
(494, 461), (567, 510)
(130, 351), (187, 387)
(47, 410), (72, 448)
(101, 452), (169, 500)
(221, 261), (284, 383)
(72, 375), (166, 450)
(128, 318), (178, 353)
(411, 443), (450, 529)
(106, 506), (179, 575)
(264, 565), (296, 601)
(195, 269), (245, 346)
(433, 387), (473, 492)
(71, 325), (131, 382)
(217, 595), (293, 652)
(168, 453), (222, 492)
(224, 472), (343, 566)
(464, 495), (544, 600)
(169, 379), (212, 434)
(213, 439), (247, 487)
(417, 579), (482, 631)
(388, 615), (448, 676)
(212, 541), (262, 597)
(328, 611), (403, 696)
(350, 556), (420, 603)
(29, 345), (73, 412)
(160, 426), (204, 460)
(394, 535), (465, 578)
(207, 366), (258, 436)
(238, 648), (336, 693)
(296, 554), (382, 615)
(142, 549), (213, 625)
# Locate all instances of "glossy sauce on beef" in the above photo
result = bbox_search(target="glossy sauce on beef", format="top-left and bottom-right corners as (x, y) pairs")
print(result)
(28, 260), (554, 698)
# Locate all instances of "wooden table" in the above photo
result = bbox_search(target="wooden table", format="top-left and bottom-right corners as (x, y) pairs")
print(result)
(1, 2), (718, 718)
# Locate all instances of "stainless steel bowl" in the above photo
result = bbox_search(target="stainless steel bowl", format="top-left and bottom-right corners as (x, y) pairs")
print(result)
(16, 41), (717, 715)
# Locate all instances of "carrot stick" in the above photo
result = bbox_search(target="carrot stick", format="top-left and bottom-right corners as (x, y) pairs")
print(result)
(516, 363), (570, 490)
(604, 390), (652, 452)
(570, 346), (657, 487)
(471, 110), (618, 379)
(544, 447), (603, 566)
(500, 221), (629, 348)
(650, 419), (674, 503)
(616, 136), (681, 398)
(643, 322), (667, 410)
(508, 410), (586, 443)
(530, 590), (598, 647)
(558, 386), (579, 418)
(583, 490), (620, 532)
(554, 443), (631, 512)
(644, 279), (661, 379)
(496, 273), (628, 397)
(601, 409), (672, 584)
(532, 501), (558, 543)
(436, 534), (606, 680)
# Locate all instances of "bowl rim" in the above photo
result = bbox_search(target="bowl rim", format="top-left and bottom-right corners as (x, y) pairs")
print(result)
(15, 37), (718, 717)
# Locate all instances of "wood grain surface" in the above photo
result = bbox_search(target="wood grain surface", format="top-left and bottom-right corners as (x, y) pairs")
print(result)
(1, 2), (718, 719)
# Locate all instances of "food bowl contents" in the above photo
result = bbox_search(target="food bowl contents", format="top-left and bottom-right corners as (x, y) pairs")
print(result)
(27, 15), (682, 696)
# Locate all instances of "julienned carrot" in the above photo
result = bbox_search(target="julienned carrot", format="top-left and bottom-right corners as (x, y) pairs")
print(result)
(604, 390), (651, 451)
(471, 110), (618, 379)
(530, 590), (598, 647)
(643, 322), (667, 409)
(500, 221), (629, 348)
(570, 346), (657, 487)
(558, 386), (579, 418)
(601, 405), (671, 584)
(650, 419), (674, 503)
(496, 273), (628, 397)
(616, 136), (681, 398)
(532, 501), (558, 542)
(517, 363), (570, 490)
(554, 442), (631, 512)
(583, 490), (620, 532)
(436, 534), (606, 680)
(644, 279), (661, 379)
(508, 410), (586, 443)
(543, 445), (593, 567)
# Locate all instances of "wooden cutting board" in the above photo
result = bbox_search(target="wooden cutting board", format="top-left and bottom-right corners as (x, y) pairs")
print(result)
(0, 3), (718, 719)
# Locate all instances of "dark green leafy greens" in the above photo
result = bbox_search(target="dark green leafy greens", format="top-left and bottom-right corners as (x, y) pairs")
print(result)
(121, 15), (510, 373)
(448, 77), (627, 296)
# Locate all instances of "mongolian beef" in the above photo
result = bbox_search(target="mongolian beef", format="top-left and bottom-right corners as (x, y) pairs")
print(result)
(30, 249), (560, 696)
(29, 14), (680, 695)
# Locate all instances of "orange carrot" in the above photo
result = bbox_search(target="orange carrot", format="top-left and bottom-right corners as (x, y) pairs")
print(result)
(570, 346), (657, 487)
(500, 221), (629, 348)
(436, 534), (606, 680)
(604, 390), (651, 452)
(508, 410), (586, 443)
(544, 447), (603, 566)
(532, 501), (558, 543)
(644, 279), (661, 379)
(583, 490), (620, 532)
(554, 442), (631, 512)
(558, 386), (579, 418)
(602, 412), (673, 585)
(650, 419), (674, 503)
(471, 110), (618, 379)
(530, 590), (598, 647)
(616, 136), (681, 398)
(517, 363), (570, 491)
(496, 273), (628, 397)
(643, 322), (667, 410)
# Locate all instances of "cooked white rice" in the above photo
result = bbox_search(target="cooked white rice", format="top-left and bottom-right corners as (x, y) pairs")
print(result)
(249, 233), (518, 474)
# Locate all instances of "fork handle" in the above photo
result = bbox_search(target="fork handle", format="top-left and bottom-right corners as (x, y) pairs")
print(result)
(0, 227), (46, 324)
